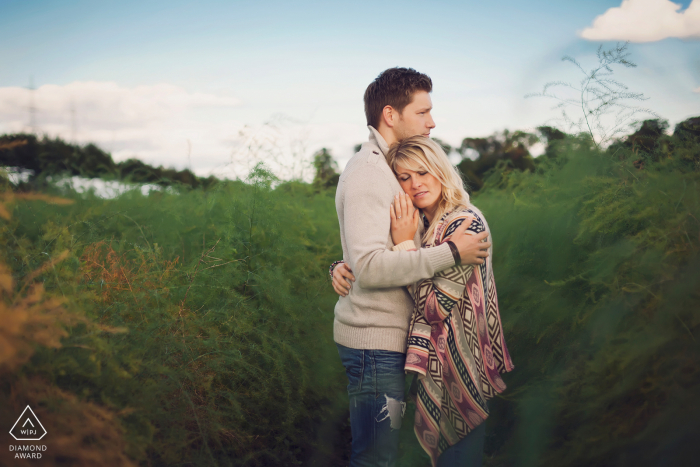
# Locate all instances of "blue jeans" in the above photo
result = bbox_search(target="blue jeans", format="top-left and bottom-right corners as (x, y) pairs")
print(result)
(337, 343), (407, 467)
(436, 421), (485, 467)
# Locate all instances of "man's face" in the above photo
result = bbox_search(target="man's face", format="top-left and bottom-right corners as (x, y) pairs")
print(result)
(393, 91), (436, 140)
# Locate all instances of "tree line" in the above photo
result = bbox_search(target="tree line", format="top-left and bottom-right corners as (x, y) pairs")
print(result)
(2, 115), (699, 192)
(0, 133), (219, 190)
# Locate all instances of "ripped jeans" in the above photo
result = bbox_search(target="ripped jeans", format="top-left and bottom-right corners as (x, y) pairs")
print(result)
(337, 344), (407, 467)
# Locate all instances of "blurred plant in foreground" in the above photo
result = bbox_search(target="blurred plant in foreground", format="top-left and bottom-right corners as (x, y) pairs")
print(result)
(0, 192), (136, 467)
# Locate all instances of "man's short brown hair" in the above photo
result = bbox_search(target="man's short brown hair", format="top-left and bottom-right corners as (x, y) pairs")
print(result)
(364, 67), (433, 129)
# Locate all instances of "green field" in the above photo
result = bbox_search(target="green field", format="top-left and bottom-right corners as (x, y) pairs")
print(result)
(1, 118), (699, 466)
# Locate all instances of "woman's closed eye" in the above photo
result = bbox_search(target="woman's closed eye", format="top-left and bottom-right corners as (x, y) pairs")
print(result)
(400, 172), (427, 181)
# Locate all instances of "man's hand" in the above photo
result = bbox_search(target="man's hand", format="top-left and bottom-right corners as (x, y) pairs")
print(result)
(332, 263), (356, 297)
(446, 216), (490, 265)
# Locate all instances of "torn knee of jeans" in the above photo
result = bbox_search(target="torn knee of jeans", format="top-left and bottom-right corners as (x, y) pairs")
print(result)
(376, 394), (407, 429)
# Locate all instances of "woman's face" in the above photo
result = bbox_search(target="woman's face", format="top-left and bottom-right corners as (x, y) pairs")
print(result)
(395, 164), (442, 215)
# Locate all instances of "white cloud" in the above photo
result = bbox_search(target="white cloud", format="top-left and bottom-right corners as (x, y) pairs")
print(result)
(0, 81), (242, 171)
(695, 86), (700, 92)
(0, 81), (366, 181)
(580, 0), (700, 42)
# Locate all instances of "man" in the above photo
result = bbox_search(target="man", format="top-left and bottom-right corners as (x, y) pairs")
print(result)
(331, 67), (490, 466)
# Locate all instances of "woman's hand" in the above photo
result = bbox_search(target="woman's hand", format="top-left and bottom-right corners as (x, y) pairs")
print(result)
(390, 193), (420, 245)
(332, 263), (355, 297)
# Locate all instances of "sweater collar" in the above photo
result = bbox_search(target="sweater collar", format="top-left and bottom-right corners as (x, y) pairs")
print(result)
(368, 125), (390, 163)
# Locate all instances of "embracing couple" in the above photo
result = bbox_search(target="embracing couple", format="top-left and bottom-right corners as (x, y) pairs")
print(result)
(329, 67), (514, 467)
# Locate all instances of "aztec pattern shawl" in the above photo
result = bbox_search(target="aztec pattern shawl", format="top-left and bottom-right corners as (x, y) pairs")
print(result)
(405, 206), (514, 467)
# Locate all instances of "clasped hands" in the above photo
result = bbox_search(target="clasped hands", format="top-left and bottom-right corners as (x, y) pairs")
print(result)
(332, 193), (491, 296)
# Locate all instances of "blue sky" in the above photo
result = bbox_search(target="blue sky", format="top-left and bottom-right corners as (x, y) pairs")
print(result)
(1, 0), (698, 178)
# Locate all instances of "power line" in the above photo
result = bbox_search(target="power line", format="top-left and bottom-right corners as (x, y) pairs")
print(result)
(70, 98), (77, 143)
(27, 76), (37, 134)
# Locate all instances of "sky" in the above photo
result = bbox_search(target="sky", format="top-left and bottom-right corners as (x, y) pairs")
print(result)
(1, 0), (699, 180)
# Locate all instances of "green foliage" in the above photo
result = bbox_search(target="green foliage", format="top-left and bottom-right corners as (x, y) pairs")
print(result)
(672, 116), (700, 170)
(395, 124), (700, 466)
(2, 116), (699, 466)
(312, 148), (340, 190)
(430, 137), (452, 156)
(536, 126), (567, 159)
(467, 133), (700, 467)
(0, 133), (219, 190)
(456, 129), (539, 192)
(1, 165), (345, 466)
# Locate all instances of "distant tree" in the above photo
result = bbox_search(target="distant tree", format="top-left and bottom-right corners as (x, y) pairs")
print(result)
(0, 134), (114, 179)
(169, 168), (197, 187)
(117, 158), (160, 184)
(672, 116), (700, 145)
(431, 137), (452, 155)
(456, 129), (538, 191)
(625, 119), (669, 153)
(536, 126), (566, 141)
(0, 133), (218, 190)
(537, 126), (567, 159)
(77, 143), (116, 177)
(671, 116), (700, 170)
(0, 134), (40, 172)
(312, 148), (340, 189)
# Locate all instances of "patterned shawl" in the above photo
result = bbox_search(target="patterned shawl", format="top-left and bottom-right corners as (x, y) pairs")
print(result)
(405, 206), (514, 467)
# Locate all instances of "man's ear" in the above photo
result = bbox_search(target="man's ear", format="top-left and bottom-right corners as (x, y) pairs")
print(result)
(382, 105), (396, 128)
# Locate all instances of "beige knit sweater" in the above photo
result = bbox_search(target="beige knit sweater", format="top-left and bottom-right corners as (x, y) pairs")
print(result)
(333, 126), (455, 353)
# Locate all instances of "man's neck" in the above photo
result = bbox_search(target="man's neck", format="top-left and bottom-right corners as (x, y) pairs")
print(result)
(376, 123), (397, 147)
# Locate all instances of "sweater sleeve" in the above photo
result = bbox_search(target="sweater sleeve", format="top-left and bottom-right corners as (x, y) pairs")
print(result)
(411, 212), (483, 323)
(342, 163), (454, 289)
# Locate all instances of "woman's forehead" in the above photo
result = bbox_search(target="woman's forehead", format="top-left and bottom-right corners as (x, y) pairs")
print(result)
(395, 160), (427, 173)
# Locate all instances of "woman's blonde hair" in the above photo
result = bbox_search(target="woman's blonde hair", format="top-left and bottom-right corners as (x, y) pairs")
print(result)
(387, 136), (471, 242)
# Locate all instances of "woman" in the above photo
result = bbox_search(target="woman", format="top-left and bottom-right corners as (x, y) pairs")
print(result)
(332, 136), (513, 467)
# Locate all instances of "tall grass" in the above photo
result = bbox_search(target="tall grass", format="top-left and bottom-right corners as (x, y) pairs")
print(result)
(397, 135), (699, 466)
(1, 166), (346, 466)
(1, 132), (699, 466)
(467, 136), (698, 466)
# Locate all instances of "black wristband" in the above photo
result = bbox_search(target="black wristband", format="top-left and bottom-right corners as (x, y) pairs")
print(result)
(446, 240), (461, 266)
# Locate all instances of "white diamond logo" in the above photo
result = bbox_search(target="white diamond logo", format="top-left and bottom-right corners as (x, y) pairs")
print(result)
(9, 406), (47, 441)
